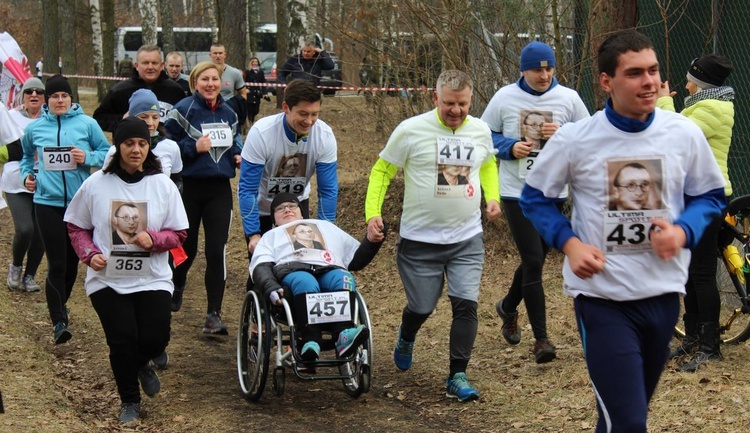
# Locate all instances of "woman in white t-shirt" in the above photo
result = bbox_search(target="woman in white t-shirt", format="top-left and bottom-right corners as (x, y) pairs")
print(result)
(64, 117), (188, 424)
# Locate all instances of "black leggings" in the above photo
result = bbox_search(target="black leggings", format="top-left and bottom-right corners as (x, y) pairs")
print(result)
(684, 213), (723, 323)
(35, 204), (78, 324)
(172, 177), (233, 314)
(90, 287), (171, 404)
(501, 200), (563, 341)
(6, 192), (44, 276)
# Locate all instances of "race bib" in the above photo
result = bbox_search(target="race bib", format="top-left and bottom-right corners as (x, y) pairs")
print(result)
(435, 136), (476, 198)
(518, 152), (539, 178)
(105, 251), (151, 278)
(602, 209), (670, 254)
(267, 177), (305, 196)
(201, 123), (232, 148)
(158, 101), (174, 123)
(305, 291), (351, 324)
(43, 147), (76, 171)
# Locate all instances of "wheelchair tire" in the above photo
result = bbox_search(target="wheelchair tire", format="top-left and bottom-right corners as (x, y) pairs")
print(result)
(237, 290), (270, 401)
(273, 367), (285, 396)
(340, 291), (372, 397)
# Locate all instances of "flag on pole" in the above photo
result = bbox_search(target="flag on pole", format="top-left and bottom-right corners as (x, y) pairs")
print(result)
(0, 31), (32, 109)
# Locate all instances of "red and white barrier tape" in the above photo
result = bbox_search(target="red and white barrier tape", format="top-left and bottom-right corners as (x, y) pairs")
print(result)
(41, 72), (434, 92)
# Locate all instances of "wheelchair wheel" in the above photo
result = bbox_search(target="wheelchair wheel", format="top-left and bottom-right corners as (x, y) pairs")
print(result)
(237, 290), (270, 401)
(273, 366), (286, 396)
(340, 291), (372, 397)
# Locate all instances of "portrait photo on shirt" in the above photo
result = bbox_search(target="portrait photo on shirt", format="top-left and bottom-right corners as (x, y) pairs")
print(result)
(275, 153), (307, 177)
(285, 222), (326, 251)
(436, 164), (470, 186)
(519, 109), (553, 151)
(607, 159), (664, 211)
(111, 201), (148, 250)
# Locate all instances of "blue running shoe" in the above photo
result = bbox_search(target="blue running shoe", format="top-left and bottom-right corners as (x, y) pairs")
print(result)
(446, 372), (479, 402)
(300, 341), (320, 361)
(53, 322), (72, 345)
(336, 325), (369, 358)
(393, 324), (414, 371)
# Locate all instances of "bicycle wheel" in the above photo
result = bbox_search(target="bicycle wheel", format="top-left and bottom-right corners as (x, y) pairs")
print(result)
(715, 228), (750, 344)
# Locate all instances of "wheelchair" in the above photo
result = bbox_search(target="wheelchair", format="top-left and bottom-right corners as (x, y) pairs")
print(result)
(237, 286), (373, 401)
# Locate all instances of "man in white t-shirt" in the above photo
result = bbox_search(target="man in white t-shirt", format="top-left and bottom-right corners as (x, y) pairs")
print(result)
(481, 41), (590, 364)
(519, 30), (726, 431)
(238, 79), (338, 256)
(365, 70), (500, 402)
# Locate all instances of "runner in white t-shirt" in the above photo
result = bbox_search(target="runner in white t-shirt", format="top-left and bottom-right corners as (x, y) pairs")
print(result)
(65, 117), (188, 424)
(519, 31), (726, 432)
(365, 70), (501, 403)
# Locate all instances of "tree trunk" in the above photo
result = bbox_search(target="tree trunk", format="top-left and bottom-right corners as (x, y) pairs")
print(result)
(159, 0), (176, 55)
(100, 0), (115, 99)
(139, 0), (158, 46)
(217, 0), (248, 72)
(88, 0), (107, 101)
(275, 0), (288, 108)
(43, 0), (60, 79)
(206, 0), (218, 42)
(588, 0), (639, 109)
(59, 0), (79, 102)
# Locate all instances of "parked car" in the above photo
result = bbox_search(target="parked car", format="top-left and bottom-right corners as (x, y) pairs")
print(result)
(260, 53), (278, 95)
(320, 52), (343, 95)
(259, 51), (342, 95)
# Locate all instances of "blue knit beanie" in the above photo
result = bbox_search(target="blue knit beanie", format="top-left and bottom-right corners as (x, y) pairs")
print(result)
(520, 41), (556, 71)
(128, 89), (160, 116)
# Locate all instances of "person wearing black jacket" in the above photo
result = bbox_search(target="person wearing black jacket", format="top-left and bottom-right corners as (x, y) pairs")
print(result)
(277, 42), (335, 86)
(244, 57), (270, 125)
(93, 45), (186, 133)
(250, 193), (386, 360)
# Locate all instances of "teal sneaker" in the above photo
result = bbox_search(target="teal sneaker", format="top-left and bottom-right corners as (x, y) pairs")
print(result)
(336, 325), (369, 358)
(446, 372), (479, 402)
(300, 341), (320, 361)
(393, 324), (414, 371)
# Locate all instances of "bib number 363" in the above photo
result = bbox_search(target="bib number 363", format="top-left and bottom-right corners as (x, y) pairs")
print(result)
(305, 292), (351, 324)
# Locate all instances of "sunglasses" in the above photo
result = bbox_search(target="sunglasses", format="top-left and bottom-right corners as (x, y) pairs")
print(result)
(23, 88), (45, 95)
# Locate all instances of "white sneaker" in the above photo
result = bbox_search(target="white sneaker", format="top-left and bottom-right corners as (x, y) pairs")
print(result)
(22, 275), (42, 292)
(7, 264), (22, 290)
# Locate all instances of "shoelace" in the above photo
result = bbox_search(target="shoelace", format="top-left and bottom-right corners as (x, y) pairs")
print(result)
(396, 339), (414, 354)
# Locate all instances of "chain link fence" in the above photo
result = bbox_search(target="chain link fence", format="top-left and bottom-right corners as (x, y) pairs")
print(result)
(322, 0), (746, 193)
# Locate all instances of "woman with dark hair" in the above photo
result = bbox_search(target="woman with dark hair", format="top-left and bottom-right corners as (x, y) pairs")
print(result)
(64, 116), (188, 424)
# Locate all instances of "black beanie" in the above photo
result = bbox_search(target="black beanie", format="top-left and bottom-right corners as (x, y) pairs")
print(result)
(687, 54), (733, 88)
(113, 117), (151, 146)
(270, 192), (301, 225)
(45, 74), (72, 96)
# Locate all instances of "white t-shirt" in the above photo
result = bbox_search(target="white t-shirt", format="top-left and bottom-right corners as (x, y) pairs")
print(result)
(526, 109), (726, 301)
(481, 83), (589, 199)
(379, 110), (495, 244)
(103, 137), (183, 175)
(242, 113), (337, 215)
(249, 219), (360, 276)
(64, 170), (189, 296)
(1, 109), (35, 194)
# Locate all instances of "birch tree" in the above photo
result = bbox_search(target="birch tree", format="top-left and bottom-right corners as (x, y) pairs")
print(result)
(89, 0), (107, 100)
(139, 0), (158, 46)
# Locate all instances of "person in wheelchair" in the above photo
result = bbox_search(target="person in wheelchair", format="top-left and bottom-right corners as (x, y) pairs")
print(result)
(250, 192), (386, 361)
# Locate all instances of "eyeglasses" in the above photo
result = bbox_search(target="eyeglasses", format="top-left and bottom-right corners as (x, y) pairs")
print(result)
(23, 88), (44, 95)
(616, 181), (651, 193)
(524, 122), (543, 129)
(274, 202), (299, 213)
(116, 215), (140, 223)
